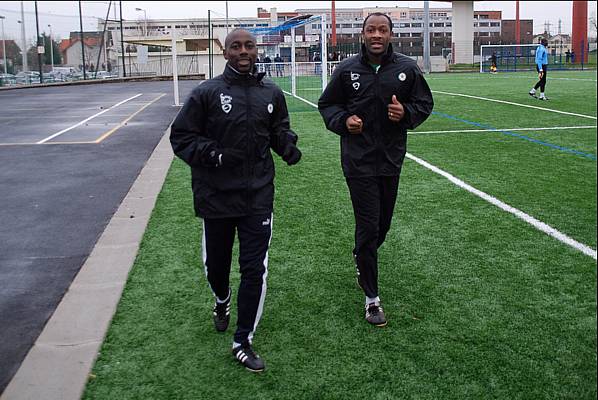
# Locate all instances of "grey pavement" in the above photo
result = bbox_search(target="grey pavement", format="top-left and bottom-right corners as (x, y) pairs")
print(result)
(0, 81), (198, 398)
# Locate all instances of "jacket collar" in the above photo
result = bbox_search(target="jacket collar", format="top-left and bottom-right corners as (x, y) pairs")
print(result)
(359, 42), (395, 66)
(222, 63), (266, 85)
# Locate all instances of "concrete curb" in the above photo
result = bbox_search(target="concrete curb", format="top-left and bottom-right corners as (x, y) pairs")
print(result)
(0, 129), (174, 400)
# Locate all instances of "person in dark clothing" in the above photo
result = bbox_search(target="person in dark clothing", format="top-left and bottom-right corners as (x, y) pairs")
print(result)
(490, 52), (498, 74)
(263, 54), (272, 77)
(318, 13), (433, 327)
(274, 54), (284, 76)
(170, 29), (301, 372)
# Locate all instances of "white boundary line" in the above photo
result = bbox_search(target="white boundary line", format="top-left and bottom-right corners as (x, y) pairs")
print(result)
(432, 90), (597, 120)
(287, 92), (597, 260)
(282, 89), (318, 108)
(36, 94), (143, 144)
(406, 153), (597, 260)
(413, 125), (597, 135)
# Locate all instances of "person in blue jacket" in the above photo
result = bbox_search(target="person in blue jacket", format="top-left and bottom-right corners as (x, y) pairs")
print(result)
(529, 38), (549, 100)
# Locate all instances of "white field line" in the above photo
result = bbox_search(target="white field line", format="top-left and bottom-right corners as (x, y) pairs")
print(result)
(413, 125), (597, 135)
(287, 92), (597, 260)
(432, 90), (597, 120)
(36, 94), (143, 144)
(282, 90), (318, 108)
(407, 153), (597, 260)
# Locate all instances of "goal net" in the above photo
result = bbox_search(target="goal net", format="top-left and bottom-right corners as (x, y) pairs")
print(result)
(250, 14), (329, 110)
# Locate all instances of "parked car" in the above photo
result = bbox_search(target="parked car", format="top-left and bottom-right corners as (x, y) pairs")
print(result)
(92, 70), (117, 79)
(15, 71), (41, 84)
(0, 73), (17, 86)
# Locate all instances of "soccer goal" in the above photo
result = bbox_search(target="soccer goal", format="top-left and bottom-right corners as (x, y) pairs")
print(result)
(249, 14), (329, 108)
(480, 44), (539, 73)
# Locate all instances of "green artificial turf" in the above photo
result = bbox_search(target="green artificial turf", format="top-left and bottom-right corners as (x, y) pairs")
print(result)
(84, 70), (596, 400)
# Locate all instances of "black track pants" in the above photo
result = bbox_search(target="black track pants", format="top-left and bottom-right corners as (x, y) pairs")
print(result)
(201, 214), (272, 344)
(534, 64), (548, 92)
(346, 175), (400, 298)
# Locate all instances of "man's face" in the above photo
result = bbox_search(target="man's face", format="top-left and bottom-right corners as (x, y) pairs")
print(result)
(224, 30), (258, 73)
(362, 16), (392, 58)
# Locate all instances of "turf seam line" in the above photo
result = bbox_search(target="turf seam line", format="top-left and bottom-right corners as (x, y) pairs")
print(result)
(431, 111), (596, 160)
(412, 125), (597, 134)
(432, 90), (597, 120)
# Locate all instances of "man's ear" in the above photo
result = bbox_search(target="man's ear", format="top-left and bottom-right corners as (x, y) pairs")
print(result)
(223, 49), (228, 60)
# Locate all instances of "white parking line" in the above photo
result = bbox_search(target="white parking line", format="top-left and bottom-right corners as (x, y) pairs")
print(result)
(36, 94), (143, 144)
(432, 90), (597, 120)
(406, 153), (597, 260)
(413, 125), (597, 135)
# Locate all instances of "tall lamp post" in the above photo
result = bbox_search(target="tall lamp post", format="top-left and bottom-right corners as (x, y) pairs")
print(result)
(47, 24), (54, 71)
(135, 7), (147, 36)
(0, 15), (7, 74)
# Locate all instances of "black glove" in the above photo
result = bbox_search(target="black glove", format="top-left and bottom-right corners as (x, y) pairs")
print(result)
(206, 148), (244, 168)
(282, 144), (301, 166)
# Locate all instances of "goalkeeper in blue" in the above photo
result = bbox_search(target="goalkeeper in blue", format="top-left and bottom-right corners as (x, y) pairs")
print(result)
(529, 38), (549, 100)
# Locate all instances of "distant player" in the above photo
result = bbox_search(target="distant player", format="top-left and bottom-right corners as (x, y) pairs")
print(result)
(490, 52), (498, 74)
(529, 38), (549, 100)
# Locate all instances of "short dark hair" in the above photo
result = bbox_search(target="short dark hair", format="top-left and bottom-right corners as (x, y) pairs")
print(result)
(541, 38), (548, 46)
(224, 28), (256, 49)
(362, 12), (393, 32)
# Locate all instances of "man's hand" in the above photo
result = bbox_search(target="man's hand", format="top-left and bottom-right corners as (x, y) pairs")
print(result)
(282, 144), (302, 166)
(387, 95), (405, 122)
(345, 115), (363, 134)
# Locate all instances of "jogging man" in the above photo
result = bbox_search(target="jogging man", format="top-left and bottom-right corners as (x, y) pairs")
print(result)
(529, 38), (549, 100)
(170, 29), (302, 372)
(318, 13), (433, 327)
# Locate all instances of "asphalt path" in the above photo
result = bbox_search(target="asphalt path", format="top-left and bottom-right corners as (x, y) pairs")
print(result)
(0, 81), (198, 393)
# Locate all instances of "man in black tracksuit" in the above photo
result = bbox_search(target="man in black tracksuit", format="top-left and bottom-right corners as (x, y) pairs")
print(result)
(170, 29), (301, 372)
(318, 13), (433, 327)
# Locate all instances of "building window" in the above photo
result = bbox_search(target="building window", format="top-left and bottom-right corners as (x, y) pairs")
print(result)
(434, 23), (444, 27)
(490, 22), (500, 27)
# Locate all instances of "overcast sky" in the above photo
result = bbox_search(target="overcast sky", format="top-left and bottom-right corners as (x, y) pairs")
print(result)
(0, 1), (596, 43)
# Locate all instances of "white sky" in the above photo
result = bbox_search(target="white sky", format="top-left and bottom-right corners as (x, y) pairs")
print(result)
(0, 1), (596, 43)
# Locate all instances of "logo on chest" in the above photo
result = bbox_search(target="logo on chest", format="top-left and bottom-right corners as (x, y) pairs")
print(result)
(220, 93), (232, 113)
(350, 71), (360, 91)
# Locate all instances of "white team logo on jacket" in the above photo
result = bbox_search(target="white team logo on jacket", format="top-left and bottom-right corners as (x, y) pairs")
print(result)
(267, 103), (274, 114)
(398, 72), (406, 81)
(350, 71), (360, 90)
(220, 93), (232, 113)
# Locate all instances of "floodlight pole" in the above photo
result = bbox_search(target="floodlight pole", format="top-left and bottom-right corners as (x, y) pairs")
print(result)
(34, 1), (43, 82)
(423, 1), (431, 74)
(171, 26), (179, 106)
(291, 27), (296, 96)
(321, 14), (327, 89)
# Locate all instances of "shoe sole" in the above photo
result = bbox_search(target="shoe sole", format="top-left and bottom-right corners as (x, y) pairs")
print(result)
(245, 366), (265, 373)
(368, 320), (387, 327)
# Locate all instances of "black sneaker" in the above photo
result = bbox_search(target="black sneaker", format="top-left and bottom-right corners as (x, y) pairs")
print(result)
(232, 344), (265, 372)
(538, 96), (549, 101)
(365, 302), (387, 327)
(528, 91), (537, 98)
(213, 298), (230, 332)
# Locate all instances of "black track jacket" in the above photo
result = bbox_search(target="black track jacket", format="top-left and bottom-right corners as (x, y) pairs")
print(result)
(170, 64), (298, 218)
(318, 44), (433, 178)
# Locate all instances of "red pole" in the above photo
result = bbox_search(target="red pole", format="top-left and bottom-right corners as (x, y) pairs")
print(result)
(331, 0), (337, 47)
(515, 0), (520, 45)
(571, 0), (588, 64)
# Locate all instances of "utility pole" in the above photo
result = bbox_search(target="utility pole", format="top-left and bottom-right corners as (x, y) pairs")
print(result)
(0, 15), (7, 74)
(78, 0), (86, 79)
(119, 0), (126, 76)
(20, 1), (27, 72)
(48, 24), (54, 71)
(34, 1), (42, 82)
